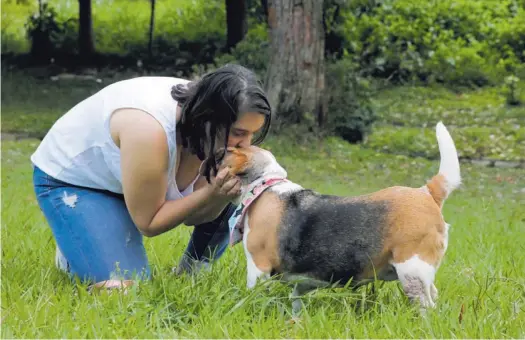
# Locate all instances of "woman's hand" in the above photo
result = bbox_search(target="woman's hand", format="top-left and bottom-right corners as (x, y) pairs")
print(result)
(206, 167), (241, 202)
(114, 108), (237, 236)
(181, 168), (241, 226)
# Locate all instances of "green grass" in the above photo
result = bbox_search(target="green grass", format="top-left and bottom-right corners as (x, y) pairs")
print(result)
(1, 70), (111, 137)
(2, 71), (525, 338)
(2, 137), (525, 338)
(368, 84), (525, 162)
(366, 125), (525, 161)
(375, 84), (525, 129)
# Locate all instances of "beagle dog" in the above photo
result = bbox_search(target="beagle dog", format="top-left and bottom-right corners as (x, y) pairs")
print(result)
(221, 122), (461, 316)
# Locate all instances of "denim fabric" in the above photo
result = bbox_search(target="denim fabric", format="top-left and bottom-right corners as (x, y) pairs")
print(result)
(32, 165), (234, 283)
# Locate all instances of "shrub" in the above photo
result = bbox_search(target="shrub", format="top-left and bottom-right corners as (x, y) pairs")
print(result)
(325, 57), (377, 143)
(120, 0), (226, 64)
(24, 2), (78, 59)
(9, 0), (227, 69)
(213, 23), (269, 76)
(504, 75), (522, 106)
(336, 0), (525, 86)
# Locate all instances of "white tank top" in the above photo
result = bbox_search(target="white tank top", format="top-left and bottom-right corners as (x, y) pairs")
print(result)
(30, 76), (199, 201)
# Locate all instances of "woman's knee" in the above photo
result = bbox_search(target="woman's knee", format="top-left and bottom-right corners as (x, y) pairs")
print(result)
(35, 178), (150, 284)
(181, 203), (236, 268)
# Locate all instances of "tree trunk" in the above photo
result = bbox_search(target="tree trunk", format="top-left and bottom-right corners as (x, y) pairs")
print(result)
(30, 0), (52, 61)
(148, 0), (156, 58)
(261, 0), (269, 22)
(264, 0), (326, 125)
(226, 0), (248, 51)
(78, 0), (95, 57)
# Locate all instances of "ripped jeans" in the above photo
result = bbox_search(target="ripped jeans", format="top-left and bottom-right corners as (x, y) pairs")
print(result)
(32, 165), (234, 283)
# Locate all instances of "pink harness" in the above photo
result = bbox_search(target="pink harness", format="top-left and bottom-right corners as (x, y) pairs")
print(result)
(228, 177), (289, 246)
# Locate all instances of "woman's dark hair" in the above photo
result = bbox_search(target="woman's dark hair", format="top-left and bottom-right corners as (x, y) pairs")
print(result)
(171, 64), (272, 182)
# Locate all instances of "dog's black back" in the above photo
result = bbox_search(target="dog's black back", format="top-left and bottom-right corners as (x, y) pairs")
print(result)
(277, 189), (389, 285)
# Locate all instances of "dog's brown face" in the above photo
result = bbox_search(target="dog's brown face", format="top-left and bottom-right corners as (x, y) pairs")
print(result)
(218, 146), (255, 176)
(216, 146), (287, 185)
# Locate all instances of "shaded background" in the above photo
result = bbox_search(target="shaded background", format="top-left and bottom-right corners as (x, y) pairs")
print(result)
(2, 0), (524, 165)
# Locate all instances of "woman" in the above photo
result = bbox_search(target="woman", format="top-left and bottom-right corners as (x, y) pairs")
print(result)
(31, 64), (272, 288)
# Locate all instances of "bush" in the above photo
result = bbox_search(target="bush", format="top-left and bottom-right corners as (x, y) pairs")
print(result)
(24, 2), (78, 59)
(213, 23), (269, 76)
(325, 57), (377, 143)
(4, 0), (227, 70)
(115, 0), (226, 64)
(504, 75), (523, 106)
(336, 0), (525, 86)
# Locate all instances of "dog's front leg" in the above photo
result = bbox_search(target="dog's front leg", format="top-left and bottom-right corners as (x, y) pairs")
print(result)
(242, 219), (270, 289)
(245, 254), (269, 289)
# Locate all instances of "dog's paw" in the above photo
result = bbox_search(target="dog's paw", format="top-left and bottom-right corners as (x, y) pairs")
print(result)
(288, 316), (302, 325)
(430, 284), (439, 301)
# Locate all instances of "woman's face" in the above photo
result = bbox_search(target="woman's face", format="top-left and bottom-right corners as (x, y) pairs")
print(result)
(227, 112), (266, 148)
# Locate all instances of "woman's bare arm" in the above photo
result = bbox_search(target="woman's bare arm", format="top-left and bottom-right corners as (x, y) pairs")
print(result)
(182, 176), (234, 226)
(112, 108), (238, 237)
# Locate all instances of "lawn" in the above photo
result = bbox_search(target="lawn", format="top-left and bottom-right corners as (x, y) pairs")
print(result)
(2, 72), (525, 338)
(366, 84), (525, 163)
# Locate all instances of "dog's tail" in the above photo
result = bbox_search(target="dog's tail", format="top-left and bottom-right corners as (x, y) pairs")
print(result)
(425, 122), (461, 208)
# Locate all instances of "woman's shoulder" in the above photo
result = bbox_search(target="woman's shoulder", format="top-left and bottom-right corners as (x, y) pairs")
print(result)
(104, 76), (190, 93)
(101, 76), (188, 126)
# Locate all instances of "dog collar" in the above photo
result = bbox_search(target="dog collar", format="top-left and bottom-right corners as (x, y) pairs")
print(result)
(228, 177), (289, 246)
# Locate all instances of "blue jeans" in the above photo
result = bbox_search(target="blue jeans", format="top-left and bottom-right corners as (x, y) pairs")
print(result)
(32, 165), (233, 283)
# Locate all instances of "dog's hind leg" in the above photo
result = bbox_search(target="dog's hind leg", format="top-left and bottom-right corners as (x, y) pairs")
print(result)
(393, 255), (437, 313)
(291, 284), (309, 319)
(282, 274), (331, 318)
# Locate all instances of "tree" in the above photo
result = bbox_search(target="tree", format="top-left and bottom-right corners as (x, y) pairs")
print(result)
(148, 0), (156, 58)
(264, 0), (326, 126)
(261, 0), (269, 23)
(78, 0), (95, 57)
(225, 0), (248, 51)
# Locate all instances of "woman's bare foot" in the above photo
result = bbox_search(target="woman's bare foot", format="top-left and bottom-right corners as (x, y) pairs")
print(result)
(87, 280), (135, 294)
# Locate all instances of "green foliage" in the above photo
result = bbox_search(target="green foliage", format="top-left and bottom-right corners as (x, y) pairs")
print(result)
(114, 0), (226, 65)
(3, 0), (525, 90)
(23, 2), (78, 58)
(1, 0), (34, 53)
(213, 23), (269, 76)
(336, 0), (525, 85)
(2, 0), (227, 67)
(325, 57), (378, 143)
(504, 75), (523, 106)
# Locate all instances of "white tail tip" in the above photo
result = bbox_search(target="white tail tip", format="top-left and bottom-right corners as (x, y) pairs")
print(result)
(436, 122), (461, 194)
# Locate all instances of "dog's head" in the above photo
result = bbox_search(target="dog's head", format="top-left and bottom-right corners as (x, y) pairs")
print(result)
(214, 146), (287, 186)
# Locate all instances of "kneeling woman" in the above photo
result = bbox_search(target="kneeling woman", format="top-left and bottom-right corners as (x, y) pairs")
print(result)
(31, 64), (271, 288)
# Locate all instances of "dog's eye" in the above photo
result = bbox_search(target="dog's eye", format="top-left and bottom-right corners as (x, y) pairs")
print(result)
(236, 171), (248, 177)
